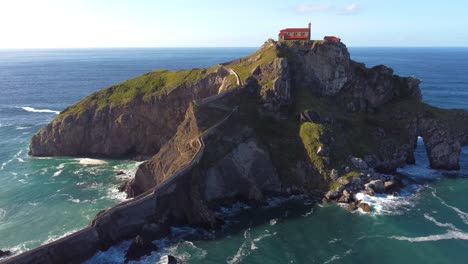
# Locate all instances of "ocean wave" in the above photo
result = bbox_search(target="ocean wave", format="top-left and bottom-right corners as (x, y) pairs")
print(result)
(1, 242), (33, 260)
(104, 187), (127, 202)
(227, 228), (277, 264)
(53, 170), (63, 177)
(390, 230), (468, 242)
(323, 249), (352, 264)
(20, 106), (60, 115)
(351, 185), (420, 215)
(42, 229), (81, 245)
(424, 213), (462, 231)
(85, 240), (132, 264)
(431, 189), (468, 225)
(227, 228), (253, 264)
(77, 158), (109, 166)
(15, 126), (31, 130)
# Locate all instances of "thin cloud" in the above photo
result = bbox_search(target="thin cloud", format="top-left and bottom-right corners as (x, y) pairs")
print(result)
(296, 4), (333, 13)
(338, 3), (361, 15)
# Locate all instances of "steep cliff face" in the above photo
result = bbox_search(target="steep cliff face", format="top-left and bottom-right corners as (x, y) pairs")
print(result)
(16, 39), (468, 264)
(29, 67), (230, 157)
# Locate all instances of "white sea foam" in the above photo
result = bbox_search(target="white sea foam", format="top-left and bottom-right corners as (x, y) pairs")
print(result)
(42, 229), (81, 245)
(431, 189), (468, 225)
(20, 106), (60, 114)
(227, 228), (277, 264)
(424, 213), (461, 231)
(323, 249), (352, 264)
(105, 187), (128, 201)
(227, 229), (252, 264)
(15, 126), (31, 130)
(68, 198), (81, 203)
(77, 158), (108, 165)
(53, 170), (63, 177)
(352, 184), (420, 215)
(269, 219), (277, 226)
(85, 240), (132, 264)
(391, 230), (468, 242)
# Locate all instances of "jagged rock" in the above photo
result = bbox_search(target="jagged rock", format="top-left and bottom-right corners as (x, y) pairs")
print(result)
(351, 157), (368, 170)
(167, 255), (179, 264)
(325, 191), (340, 200)
(125, 235), (158, 262)
(347, 203), (357, 212)
(116, 170), (126, 176)
(282, 40), (351, 95)
(365, 180), (385, 194)
(338, 189), (352, 203)
(384, 180), (401, 194)
(0, 249), (12, 258)
(358, 202), (372, 213)
(15, 39), (468, 264)
(29, 67), (230, 157)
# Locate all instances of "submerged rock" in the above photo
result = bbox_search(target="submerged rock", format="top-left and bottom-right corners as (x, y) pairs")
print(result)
(125, 235), (158, 262)
(0, 249), (12, 258)
(13, 39), (468, 263)
(167, 255), (179, 264)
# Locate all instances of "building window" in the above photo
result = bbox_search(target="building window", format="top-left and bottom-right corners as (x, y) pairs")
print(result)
(294, 32), (298, 36)
(301, 32), (305, 36)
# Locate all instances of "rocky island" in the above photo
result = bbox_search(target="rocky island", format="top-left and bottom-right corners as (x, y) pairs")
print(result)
(6, 39), (468, 263)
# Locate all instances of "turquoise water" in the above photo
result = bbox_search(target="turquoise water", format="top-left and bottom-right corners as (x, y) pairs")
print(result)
(1, 47), (468, 263)
(0, 48), (255, 255)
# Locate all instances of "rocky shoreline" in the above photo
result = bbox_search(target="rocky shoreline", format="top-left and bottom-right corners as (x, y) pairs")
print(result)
(6, 39), (467, 263)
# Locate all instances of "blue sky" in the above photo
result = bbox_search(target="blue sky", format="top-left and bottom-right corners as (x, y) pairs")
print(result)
(1, 0), (467, 48)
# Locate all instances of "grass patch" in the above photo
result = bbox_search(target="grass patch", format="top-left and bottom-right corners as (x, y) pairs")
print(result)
(60, 67), (220, 118)
(299, 122), (325, 171)
(228, 45), (278, 82)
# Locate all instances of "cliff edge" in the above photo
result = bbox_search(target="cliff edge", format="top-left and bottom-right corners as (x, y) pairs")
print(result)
(11, 40), (468, 263)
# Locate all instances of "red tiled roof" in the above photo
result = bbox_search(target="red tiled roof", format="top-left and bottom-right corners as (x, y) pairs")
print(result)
(279, 28), (309, 33)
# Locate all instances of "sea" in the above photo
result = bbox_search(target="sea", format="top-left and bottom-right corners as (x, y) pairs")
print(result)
(0, 47), (467, 264)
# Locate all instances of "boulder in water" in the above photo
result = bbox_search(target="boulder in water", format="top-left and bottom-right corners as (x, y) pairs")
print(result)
(358, 202), (372, 213)
(125, 235), (157, 262)
(0, 249), (12, 258)
(167, 255), (179, 264)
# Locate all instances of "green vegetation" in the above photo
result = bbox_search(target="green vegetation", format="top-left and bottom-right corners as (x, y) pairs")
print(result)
(329, 171), (361, 191)
(228, 45), (278, 82)
(299, 122), (325, 172)
(60, 65), (221, 117)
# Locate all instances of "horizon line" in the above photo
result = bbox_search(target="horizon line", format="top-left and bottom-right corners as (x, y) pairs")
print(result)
(1, 45), (468, 50)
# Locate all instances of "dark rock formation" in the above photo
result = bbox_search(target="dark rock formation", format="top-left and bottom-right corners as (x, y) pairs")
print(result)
(15, 39), (468, 264)
(29, 67), (230, 157)
(0, 249), (12, 258)
(358, 202), (372, 213)
(125, 235), (157, 262)
(167, 255), (179, 264)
